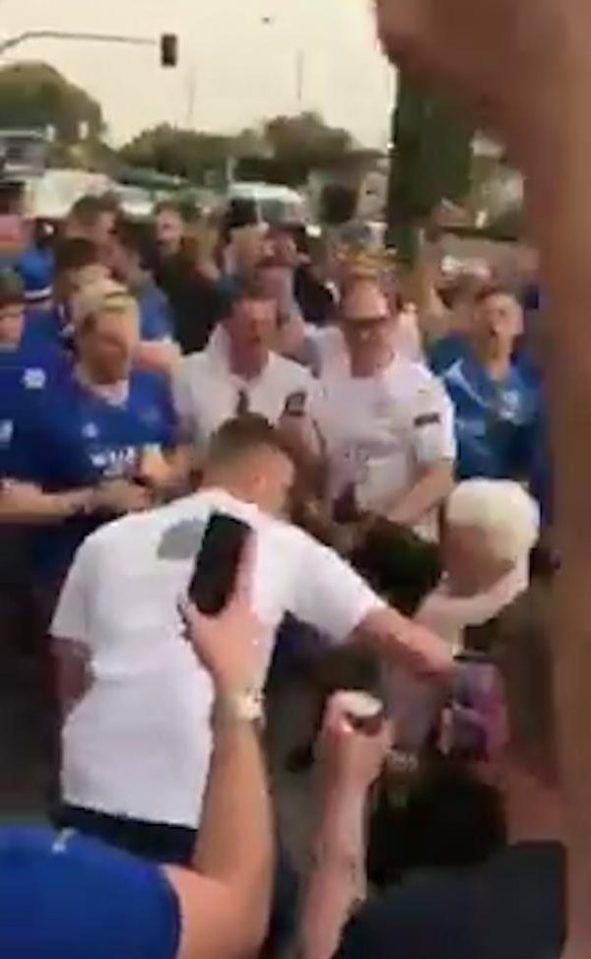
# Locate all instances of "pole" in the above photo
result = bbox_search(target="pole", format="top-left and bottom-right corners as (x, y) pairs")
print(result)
(0, 30), (156, 58)
(296, 49), (304, 111)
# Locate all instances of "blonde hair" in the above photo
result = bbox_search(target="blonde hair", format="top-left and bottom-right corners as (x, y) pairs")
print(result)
(446, 480), (540, 564)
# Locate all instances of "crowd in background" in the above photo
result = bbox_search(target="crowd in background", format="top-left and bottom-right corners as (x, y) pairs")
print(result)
(0, 178), (563, 959)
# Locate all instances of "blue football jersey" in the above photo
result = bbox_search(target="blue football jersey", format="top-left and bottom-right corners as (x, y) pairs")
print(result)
(442, 354), (542, 485)
(15, 368), (178, 578)
(0, 339), (69, 479)
(0, 827), (180, 959)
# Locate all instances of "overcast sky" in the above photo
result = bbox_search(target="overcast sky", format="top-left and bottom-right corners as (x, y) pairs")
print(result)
(0, 0), (395, 146)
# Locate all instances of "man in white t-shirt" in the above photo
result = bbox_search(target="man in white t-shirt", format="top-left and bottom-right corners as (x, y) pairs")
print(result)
(51, 414), (451, 861)
(172, 276), (318, 455)
(315, 279), (456, 540)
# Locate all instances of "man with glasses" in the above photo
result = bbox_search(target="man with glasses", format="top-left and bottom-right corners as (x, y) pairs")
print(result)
(315, 278), (456, 539)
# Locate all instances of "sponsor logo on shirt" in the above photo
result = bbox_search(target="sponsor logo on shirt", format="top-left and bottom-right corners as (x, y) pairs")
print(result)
(90, 446), (139, 478)
(22, 368), (47, 390)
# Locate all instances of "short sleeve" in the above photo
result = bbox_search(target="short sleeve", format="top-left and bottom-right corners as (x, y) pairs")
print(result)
(51, 535), (97, 645)
(289, 532), (383, 642)
(412, 376), (457, 465)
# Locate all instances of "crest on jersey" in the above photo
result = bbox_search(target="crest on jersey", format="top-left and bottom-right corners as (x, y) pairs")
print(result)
(82, 422), (99, 440)
(23, 368), (46, 390)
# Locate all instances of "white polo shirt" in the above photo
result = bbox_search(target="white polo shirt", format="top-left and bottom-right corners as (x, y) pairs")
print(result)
(173, 329), (317, 449)
(51, 488), (382, 827)
(314, 354), (456, 537)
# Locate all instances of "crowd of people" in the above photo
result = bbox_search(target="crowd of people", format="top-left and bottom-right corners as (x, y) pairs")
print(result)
(1, 0), (586, 952)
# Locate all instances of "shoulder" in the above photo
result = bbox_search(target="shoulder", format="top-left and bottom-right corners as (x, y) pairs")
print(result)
(178, 350), (212, 379)
(336, 871), (479, 959)
(389, 357), (450, 403)
(269, 353), (315, 388)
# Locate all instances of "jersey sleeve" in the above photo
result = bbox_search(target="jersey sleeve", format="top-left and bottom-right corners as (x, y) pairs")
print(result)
(289, 531), (383, 642)
(51, 535), (98, 645)
(412, 375), (457, 465)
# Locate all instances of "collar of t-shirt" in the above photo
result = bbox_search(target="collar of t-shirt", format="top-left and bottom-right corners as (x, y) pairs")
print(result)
(205, 325), (276, 387)
(75, 367), (130, 407)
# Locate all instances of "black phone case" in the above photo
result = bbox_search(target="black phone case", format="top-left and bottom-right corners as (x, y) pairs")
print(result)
(188, 513), (250, 616)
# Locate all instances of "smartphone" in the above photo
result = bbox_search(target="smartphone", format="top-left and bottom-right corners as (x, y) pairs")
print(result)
(446, 653), (505, 762)
(188, 513), (251, 616)
(283, 391), (307, 418)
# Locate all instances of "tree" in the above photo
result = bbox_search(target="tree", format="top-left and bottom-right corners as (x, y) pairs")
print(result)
(263, 112), (354, 168)
(0, 62), (103, 144)
(120, 124), (246, 184)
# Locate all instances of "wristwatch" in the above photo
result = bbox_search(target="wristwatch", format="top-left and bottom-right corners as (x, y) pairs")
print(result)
(223, 687), (265, 724)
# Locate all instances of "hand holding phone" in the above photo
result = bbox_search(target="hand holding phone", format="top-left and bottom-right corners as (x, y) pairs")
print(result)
(188, 513), (252, 616)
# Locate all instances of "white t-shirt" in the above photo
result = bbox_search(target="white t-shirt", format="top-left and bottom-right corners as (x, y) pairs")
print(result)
(51, 488), (382, 827)
(314, 355), (456, 538)
(173, 330), (317, 449)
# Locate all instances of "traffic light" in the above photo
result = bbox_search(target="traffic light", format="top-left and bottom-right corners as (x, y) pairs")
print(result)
(160, 33), (178, 68)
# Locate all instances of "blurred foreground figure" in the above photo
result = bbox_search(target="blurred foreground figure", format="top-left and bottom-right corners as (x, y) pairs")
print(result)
(374, 3), (591, 956)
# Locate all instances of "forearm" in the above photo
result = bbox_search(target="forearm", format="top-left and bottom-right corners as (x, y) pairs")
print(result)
(300, 786), (367, 959)
(193, 701), (273, 938)
(386, 461), (453, 526)
(0, 486), (94, 525)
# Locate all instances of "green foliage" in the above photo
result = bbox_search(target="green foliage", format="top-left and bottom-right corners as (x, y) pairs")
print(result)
(120, 112), (358, 187)
(0, 62), (103, 144)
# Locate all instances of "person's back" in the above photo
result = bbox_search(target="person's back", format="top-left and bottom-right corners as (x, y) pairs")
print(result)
(0, 827), (180, 959)
(55, 484), (308, 827)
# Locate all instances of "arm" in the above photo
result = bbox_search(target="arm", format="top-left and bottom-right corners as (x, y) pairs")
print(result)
(386, 379), (456, 526)
(53, 638), (92, 719)
(300, 784), (367, 959)
(290, 532), (452, 681)
(299, 694), (389, 959)
(387, 459), (454, 527)
(165, 542), (274, 959)
(0, 481), (95, 525)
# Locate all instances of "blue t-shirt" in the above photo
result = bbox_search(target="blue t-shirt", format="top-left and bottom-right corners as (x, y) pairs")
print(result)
(13, 368), (178, 578)
(24, 304), (74, 356)
(0, 339), (69, 478)
(0, 826), (180, 959)
(441, 354), (542, 486)
(136, 281), (174, 342)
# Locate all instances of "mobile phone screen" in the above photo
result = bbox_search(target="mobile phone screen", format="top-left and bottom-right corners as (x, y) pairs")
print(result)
(188, 513), (251, 616)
